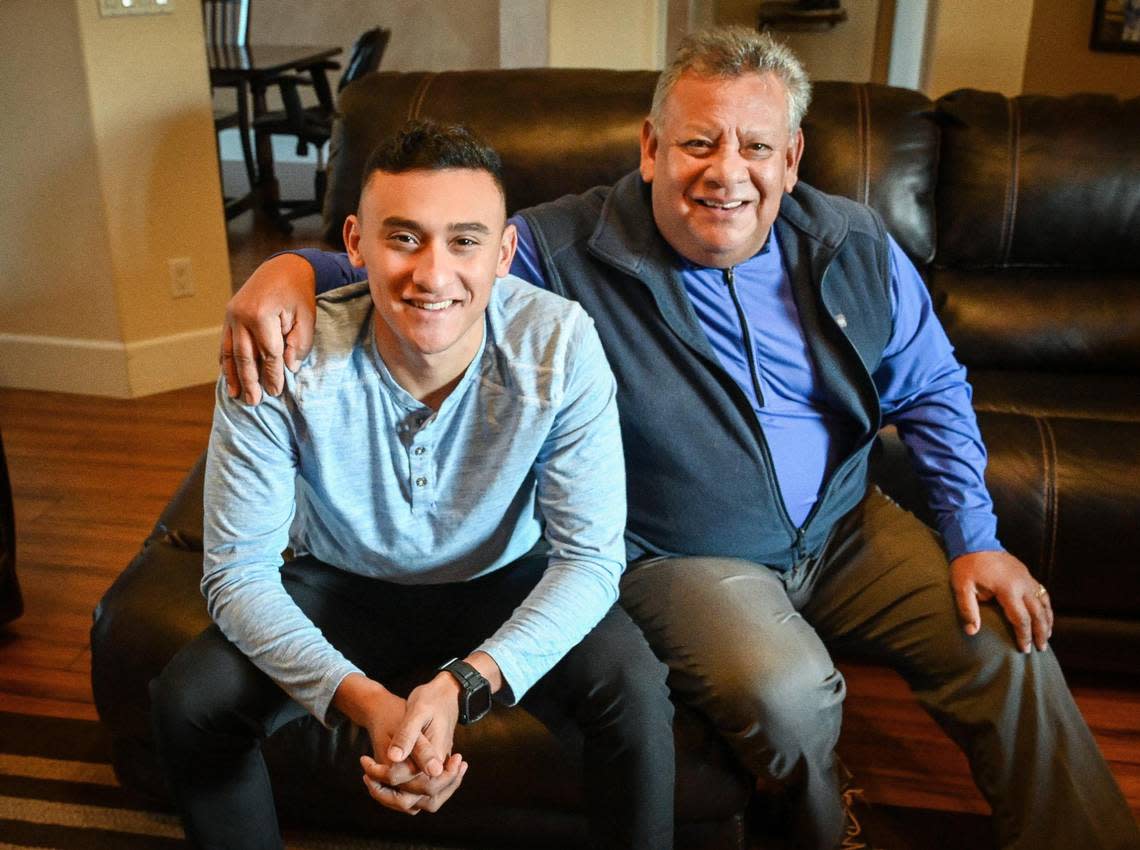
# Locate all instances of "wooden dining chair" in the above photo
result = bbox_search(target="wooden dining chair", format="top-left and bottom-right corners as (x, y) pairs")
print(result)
(203, 0), (258, 216)
(253, 27), (391, 229)
(202, 0), (250, 49)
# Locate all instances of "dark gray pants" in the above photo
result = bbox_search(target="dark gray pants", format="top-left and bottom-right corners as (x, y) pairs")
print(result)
(621, 487), (1139, 850)
(152, 553), (675, 850)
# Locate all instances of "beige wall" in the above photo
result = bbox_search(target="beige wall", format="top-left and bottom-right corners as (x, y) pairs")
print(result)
(251, 0), (504, 71)
(1024, 0), (1140, 97)
(78, 1), (232, 344)
(502, 0), (551, 68)
(550, 0), (667, 69)
(0, 0), (232, 397)
(1, 1), (122, 344)
(715, 0), (1054, 94)
(713, 0), (1138, 98)
(717, 0), (883, 83)
(923, 0), (1035, 97)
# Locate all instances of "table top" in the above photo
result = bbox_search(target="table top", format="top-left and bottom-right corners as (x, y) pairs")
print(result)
(207, 43), (341, 78)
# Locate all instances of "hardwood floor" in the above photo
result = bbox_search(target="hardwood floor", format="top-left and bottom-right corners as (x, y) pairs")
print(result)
(0, 383), (216, 720)
(1, 211), (1137, 824)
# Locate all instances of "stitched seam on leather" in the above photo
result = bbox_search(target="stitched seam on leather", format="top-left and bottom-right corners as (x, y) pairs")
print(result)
(1042, 417), (1059, 584)
(1000, 99), (1021, 266)
(408, 72), (436, 120)
(1033, 416), (1057, 584)
(858, 84), (871, 204)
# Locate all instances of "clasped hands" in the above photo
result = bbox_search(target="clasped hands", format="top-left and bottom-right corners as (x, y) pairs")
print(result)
(334, 672), (468, 816)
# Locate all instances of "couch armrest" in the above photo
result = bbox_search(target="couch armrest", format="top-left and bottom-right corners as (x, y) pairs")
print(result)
(91, 453), (210, 737)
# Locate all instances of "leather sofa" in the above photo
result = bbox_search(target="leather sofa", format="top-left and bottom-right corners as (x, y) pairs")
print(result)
(91, 71), (1140, 849)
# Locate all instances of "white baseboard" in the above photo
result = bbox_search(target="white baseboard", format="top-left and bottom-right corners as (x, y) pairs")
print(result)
(0, 326), (222, 398)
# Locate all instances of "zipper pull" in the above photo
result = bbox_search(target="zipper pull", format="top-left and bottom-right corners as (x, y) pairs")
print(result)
(794, 527), (807, 561)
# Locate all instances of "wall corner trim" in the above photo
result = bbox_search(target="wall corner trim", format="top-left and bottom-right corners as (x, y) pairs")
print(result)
(0, 325), (222, 398)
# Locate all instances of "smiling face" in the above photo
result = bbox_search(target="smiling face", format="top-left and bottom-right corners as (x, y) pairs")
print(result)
(344, 167), (516, 387)
(640, 70), (804, 268)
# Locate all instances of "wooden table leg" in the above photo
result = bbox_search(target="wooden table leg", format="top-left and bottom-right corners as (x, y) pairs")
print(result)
(252, 80), (294, 234)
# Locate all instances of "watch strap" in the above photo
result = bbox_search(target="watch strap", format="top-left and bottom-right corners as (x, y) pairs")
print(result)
(439, 658), (485, 691)
(439, 657), (492, 724)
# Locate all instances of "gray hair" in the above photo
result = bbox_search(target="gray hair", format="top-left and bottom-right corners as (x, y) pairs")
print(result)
(650, 26), (812, 134)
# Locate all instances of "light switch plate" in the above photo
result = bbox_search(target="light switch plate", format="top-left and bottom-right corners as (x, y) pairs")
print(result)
(98, 0), (174, 18)
(168, 257), (195, 299)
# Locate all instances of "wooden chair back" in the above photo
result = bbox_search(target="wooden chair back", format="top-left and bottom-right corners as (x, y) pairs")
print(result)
(202, 0), (250, 48)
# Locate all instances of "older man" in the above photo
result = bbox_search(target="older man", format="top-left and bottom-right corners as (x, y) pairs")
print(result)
(221, 28), (1138, 850)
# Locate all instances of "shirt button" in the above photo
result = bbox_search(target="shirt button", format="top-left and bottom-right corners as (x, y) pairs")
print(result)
(414, 446), (426, 456)
(415, 477), (427, 488)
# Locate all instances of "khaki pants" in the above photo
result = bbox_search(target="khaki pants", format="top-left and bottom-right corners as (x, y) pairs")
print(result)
(621, 487), (1139, 850)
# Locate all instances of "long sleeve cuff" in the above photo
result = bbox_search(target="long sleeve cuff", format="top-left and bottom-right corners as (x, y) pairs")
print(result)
(475, 639), (528, 706)
(940, 509), (1002, 561)
(313, 662), (365, 729)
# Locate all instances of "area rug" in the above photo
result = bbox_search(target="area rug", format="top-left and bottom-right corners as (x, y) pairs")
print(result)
(0, 710), (994, 849)
(0, 711), (471, 850)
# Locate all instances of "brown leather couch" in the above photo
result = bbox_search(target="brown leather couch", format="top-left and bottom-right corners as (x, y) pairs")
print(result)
(91, 71), (1140, 849)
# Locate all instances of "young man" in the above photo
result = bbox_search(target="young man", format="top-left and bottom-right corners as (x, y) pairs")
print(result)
(218, 28), (1139, 850)
(150, 121), (674, 850)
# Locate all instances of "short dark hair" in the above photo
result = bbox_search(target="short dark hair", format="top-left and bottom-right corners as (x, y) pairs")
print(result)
(360, 119), (505, 200)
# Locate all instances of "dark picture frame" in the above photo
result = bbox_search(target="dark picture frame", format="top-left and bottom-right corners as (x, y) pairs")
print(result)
(1090, 0), (1140, 52)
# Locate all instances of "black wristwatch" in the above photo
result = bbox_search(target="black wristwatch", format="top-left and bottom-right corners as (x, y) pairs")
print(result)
(439, 658), (492, 725)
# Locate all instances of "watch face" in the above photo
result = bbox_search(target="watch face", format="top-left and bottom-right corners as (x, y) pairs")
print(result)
(463, 681), (492, 724)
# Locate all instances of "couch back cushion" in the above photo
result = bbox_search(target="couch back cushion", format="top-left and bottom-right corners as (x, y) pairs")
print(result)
(932, 89), (1140, 371)
(323, 72), (939, 264)
(324, 69), (657, 245)
(799, 82), (937, 264)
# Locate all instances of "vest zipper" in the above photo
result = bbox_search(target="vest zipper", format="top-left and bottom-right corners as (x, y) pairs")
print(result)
(723, 266), (808, 560)
(794, 526), (807, 561)
(724, 267), (765, 406)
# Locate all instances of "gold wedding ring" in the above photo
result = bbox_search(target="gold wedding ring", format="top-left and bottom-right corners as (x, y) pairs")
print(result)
(1035, 584), (1048, 599)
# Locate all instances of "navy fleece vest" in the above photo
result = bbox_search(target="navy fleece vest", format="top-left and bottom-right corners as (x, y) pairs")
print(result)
(521, 172), (892, 568)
